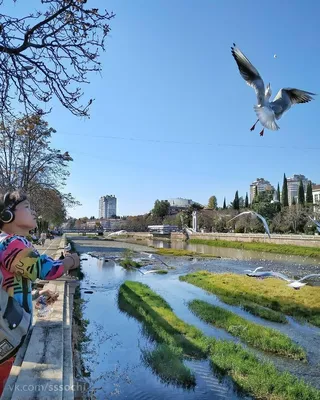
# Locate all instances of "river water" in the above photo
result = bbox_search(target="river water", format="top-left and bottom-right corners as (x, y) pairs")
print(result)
(70, 236), (320, 399)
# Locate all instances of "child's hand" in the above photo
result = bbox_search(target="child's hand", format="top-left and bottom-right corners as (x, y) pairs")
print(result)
(62, 253), (80, 272)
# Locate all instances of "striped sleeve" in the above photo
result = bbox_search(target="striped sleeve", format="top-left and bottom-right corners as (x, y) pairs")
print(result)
(1, 235), (64, 281)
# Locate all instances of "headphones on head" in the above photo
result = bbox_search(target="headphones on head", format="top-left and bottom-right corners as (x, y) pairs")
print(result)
(0, 193), (15, 224)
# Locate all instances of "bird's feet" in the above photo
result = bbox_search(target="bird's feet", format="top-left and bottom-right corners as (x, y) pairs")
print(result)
(250, 119), (259, 131)
(259, 129), (264, 136)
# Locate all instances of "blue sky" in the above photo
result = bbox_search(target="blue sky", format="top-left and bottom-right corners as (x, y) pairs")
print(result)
(6, 1), (320, 217)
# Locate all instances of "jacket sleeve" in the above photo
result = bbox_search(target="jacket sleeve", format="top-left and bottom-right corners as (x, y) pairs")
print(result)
(1, 235), (64, 281)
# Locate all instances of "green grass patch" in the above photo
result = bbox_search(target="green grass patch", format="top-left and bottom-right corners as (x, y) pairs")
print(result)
(218, 295), (287, 324)
(180, 272), (320, 327)
(118, 281), (207, 359)
(141, 344), (196, 388)
(156, 248), (221, 258)
(188, 299), (305, 360)
(119, 258), (142, 269)
(208, 341), (319, 400)
(120, 248), (142, 269)
(118, 281), (320, 399)
(189, 239), (320, 258)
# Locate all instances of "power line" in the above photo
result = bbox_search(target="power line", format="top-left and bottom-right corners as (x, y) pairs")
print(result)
(54, 131), (320, 151)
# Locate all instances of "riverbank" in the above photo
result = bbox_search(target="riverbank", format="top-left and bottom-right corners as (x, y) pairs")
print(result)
(188, 238), (320, 258)
(109, 231), (320, 258)
(171, 232), (320, 248)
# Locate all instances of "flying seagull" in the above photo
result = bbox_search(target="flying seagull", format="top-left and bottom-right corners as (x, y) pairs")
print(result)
(228, 211), (271, 238)
(246, 271), (320, 290)
(231, 43), (316, 136)
(107, 230), (127, 237)
(244, 266), (264, 273)
(140, 252), (169, 268)
(133, 268), (160, 275)
(308, 216), (320, 233)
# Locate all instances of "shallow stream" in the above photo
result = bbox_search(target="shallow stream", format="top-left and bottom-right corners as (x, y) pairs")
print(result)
(71, 237), (320, 399)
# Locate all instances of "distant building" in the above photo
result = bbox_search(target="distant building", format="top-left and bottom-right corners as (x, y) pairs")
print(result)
(287, 174), (309, 205)
(168, 198), (194, 207)
(148, 225), (179, 234)
(167, 197), (194, 214)
(99, 195), (117, 218)
(250, 178), (274, 203)
(101, 218), (126, 231)
(312, 184), (320, 212)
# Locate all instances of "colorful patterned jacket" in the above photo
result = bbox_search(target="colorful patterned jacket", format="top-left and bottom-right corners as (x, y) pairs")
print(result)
(0, 234), (64, 316)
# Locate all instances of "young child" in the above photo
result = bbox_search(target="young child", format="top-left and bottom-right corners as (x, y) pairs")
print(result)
(0, 190), (80, 394)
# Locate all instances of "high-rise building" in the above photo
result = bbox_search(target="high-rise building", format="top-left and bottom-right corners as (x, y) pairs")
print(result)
(249, 178), (274, 203)
(287, 174), (309, 205)
(99, 195), (117, 218)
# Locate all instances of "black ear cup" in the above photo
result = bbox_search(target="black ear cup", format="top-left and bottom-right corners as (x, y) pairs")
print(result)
(1, 192), (15, 223)
(0, 209), (14, 223)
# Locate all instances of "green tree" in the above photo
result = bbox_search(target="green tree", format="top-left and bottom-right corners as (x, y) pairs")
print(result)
(0, 114), (73, 191)
(306, 181), (313, 204)
(189, 202), (204, 211)
(254, 186), (258, 199)
(152, 200), (170, 219)
(277, 183), (281, 202)
(223, 197), (226, 209)
(282, 174), (289, 207)
(245, 192), (249, 208)
(208, 195), (218, 209)
(238, 196), (245, 209)
(252, 191), (280, 222)
(298, 180), (305, 205)
(30, 187), (69, 226)
(233, 190), (239, 210)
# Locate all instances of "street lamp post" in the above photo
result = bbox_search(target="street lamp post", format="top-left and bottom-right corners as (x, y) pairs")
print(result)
(37, 215), (43, 234)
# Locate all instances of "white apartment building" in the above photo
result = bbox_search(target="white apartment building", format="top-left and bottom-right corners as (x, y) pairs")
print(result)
(249, 178), (274, 203)
(99, 195), (117, 218)
(312, 185), (320, 212)
(287, 174), (309, 205)
(168, 198), (194, 207)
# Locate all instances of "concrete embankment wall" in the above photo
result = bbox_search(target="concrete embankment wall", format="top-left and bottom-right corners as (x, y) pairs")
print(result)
(125, 232), (320, 248)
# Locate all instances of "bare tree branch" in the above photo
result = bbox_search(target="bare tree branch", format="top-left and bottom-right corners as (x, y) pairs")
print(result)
(0, 0), (115, 117)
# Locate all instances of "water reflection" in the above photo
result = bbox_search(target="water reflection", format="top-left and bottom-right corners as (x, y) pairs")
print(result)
(79, 254), (251, 400)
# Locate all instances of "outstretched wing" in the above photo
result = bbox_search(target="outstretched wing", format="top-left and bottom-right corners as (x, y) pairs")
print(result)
(252, 211), (271, 238)
(270, 88), (316, 120)
(269, 271), (292, 282)
(228, 211), (253, 223)
(231, 43), (265, 106)
(308, 216), (320, 229)
(154, 254), (169, 268)
(299, 274), (320, 282)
